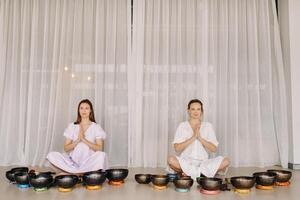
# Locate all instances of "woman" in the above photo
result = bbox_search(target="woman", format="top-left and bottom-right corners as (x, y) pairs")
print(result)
(47, 99), (108, 174)
(167, 99), (230, 179)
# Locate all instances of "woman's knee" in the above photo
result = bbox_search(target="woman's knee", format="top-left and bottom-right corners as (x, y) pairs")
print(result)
(222, 157), (230, 167)
(167, 155), (177, 166)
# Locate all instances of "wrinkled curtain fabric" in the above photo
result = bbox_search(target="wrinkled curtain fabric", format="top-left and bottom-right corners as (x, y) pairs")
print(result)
(0, 0), (288, 168)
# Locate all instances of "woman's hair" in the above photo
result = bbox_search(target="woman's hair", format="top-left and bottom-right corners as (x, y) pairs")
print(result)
(74, 99), (96, 124)
(187, 99), (204, 113)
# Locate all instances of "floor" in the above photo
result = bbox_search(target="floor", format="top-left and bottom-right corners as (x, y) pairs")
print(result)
(1, 166), (299, 200)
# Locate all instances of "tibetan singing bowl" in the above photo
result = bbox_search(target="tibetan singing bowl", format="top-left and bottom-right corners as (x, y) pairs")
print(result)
(14, 171), (30, 185)
(105, 169), (129, 182)
(29, 172), (54, 189)
(173, 177), (194, 190)
(135, 174), (152, 184)
(197, 177), (222, 191)
(83, 171), (107, 186)
(6, 167), (29, 182)
(151, 175), (169, 187)
(267, 170), (292, 183)
(230, 176), (256, 190)
(55, 175), (79, 189)
(253, 172), (276, 186)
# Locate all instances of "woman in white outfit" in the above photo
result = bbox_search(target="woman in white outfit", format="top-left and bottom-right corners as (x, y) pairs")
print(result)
(168, 99), (230, 179)
(47, 99), (108, 174)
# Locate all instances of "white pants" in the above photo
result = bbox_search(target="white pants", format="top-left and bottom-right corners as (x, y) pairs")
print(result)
(177, 156), (224, 179)
(47, 142), (108, 173)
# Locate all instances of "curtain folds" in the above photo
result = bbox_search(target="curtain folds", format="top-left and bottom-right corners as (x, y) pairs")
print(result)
(0, 0), (288, 168)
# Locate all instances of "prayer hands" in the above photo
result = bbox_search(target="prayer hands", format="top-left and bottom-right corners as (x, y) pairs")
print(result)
(78, 124), (86, 140)
(192, 122), (201, 139)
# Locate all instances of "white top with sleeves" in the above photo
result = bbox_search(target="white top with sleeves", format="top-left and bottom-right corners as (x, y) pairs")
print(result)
(173, 121), (219, 161)
(64, 122), (106, 142)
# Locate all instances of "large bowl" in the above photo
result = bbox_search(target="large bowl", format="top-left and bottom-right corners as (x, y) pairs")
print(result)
(55, 175), (79, 189)
(230, 176), (256, 190)
(6, 167), (29, 182)
(29, 172), (54, 189)
(14, 171), (29, 185)
(173, 177), (194, 190)
(151, 175), (169, 187)
(267, 169), (292, 183)
(253, 172), (276, 186)
(105, 169), (129, 182)
(197, 177), (222, 191)
(135, 174), (152, 184)
(83, 171), (107, 186)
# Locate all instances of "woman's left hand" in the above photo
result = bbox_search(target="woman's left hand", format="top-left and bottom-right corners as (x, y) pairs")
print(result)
(78, 124), (85, 140)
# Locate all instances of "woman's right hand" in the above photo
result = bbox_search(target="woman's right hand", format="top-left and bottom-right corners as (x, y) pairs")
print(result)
(192, 123), (200, 138)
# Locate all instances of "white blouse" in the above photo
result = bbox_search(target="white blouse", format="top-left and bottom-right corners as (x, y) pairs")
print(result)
(63, 122), (106, 143)
(173, 121), (218, 161)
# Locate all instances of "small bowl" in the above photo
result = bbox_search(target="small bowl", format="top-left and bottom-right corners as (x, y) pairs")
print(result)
(29, 173), (54, 189)
(151, 175), (169, 187)
(14, 171), (29, 185)
(55, 175), (79, 189)
(83, 171), (107, 186)
(197, 177), (222, 191)
(167, 173), (179, 182)
(230, 176), (256, 190)
(105, 169), (129, 182)
(253, 172), (276, 186)
(135, 174), (152, 184)
(267, 169), (292, 183)
(173, 177), (194, 190)
(6, 167), (29, 182)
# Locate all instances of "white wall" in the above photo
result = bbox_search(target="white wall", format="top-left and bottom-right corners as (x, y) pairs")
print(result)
(278, 0), (300, 167)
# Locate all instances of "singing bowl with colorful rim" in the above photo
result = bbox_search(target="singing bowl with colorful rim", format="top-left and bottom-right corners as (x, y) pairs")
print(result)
(196, 177), (222, 191)
(253, 172), (276, 186)
(151, 175), (169, 187)
(105, 169), (129, 182)
(14, 171), (30, 185)
(230, 176), (256, 190)
(267, 169), (292, 183)
(29, 173), (54, 189)
(173, 177), (194, 190)
(83, 171), (106, 186)
(135, 174), (152, 184)
(55, 175), (79, 189)
(6, 167), (29, 182)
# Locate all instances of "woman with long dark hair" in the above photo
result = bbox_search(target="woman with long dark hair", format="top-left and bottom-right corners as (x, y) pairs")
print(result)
(167, 99), (230, 179)
(47, 99), (107, 173)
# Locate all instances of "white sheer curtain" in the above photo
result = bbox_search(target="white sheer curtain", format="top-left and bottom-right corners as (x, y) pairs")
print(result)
(1, 0), (288, 168)
(129, 0), (288, 168)
(0, 0), (129, 166)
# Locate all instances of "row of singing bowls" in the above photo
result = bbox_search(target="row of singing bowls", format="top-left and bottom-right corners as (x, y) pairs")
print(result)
(6, 169), (55, 189)
(196, 177), (222, 191)
(57, 169), (129, 189)
(230, 169), (292, 189)
(135, 173), (180, 184)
